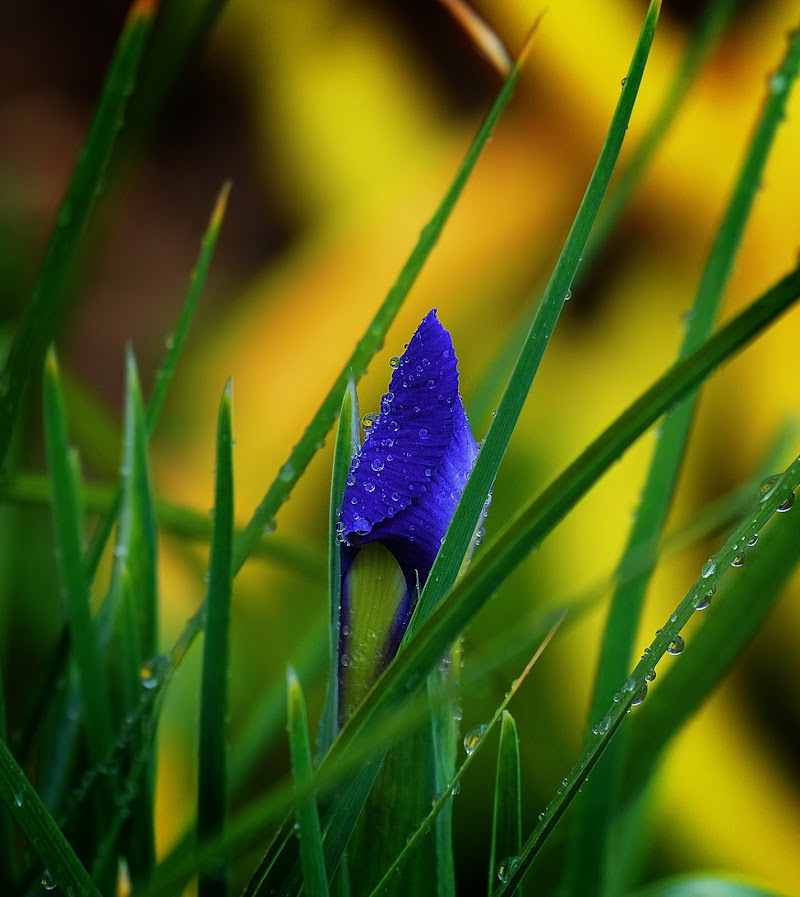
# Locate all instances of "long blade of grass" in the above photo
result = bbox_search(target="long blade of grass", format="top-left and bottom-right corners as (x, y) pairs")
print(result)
(0, 737), (102, 897)
(492, 455), (800, 895)
(469, 0), (739, 427)
(564, 22), (800, 897)
(197, 380), (234, 897)
(319, 377), (360, 758)
(0, 0), (156, 470)
(42, 350), (114, 765)
(623, 465), (800, 805)
(489, 711), (522, 896)
(287, 668), (330, 897)
(1, 471), (319, 576)
(408, 0), (662, 637)
(85, 181), (231, 579)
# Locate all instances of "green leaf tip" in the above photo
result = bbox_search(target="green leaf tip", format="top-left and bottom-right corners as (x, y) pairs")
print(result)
(211, 181), (232, 232)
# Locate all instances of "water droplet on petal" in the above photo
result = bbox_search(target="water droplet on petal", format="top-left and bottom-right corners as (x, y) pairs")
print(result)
(389, 356), (401, 368)
(667, 635), (685, 655)
(371, 458), (384, 472)
(426, 379), (436, 389)
(463, 724), (487, 754)
(362, 412), (380, 429)
(346, 473), (356, 486)
(353, 516), (370, 535)
(418, 427), (430, 440)
(497, 856), (520, 883)
(364, 481), (375, 493)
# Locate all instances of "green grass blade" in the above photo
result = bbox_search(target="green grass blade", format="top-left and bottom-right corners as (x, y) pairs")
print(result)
(319, 377), (360, 757)
(408, 0), (662, 636)
(623, 468), (800, 805)
(42, 349), (113, 764)
(1, 471), (320, 576)
(469, 0), (738, 427)
(287, 668), (330, 897)
(0, 737), (102, 897)
(0, 0), (155, 470)
(85, 181), (231, 579)
(230, 48), (527, 575)
(492, 455), (800, 895)
(489, 711), (522, 896)
(197, 379), (234, 897)
(624, 875), (791, 897)
(564, 23), (800, 897)
(327, 261), (800, 789)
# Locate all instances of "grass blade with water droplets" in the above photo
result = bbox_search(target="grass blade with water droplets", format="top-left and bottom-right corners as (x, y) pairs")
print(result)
(489, 711), (522, 896)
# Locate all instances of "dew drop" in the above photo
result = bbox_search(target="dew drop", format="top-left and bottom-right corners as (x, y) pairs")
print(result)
(631, 682), (648, 706)
(778, 492), (795, 513)
(731, 553), (745, 567)
(463, 724), (488, 754)
(353, 516), (370, 535)
(41, 870), (56, 891)
(645, 668), (656, 682)
(747, 533), (759, 547)
(497, 856), (520, 883)
(701, 557), (716, 578)
(758, 474), (780, 500)
(14, 791), (23, 807)
(390, 420), (400, 433)
(621, 76), (627, 87)
(139, 655), (168, 689)
(565, 290), (572, 301)
(694, 586), (714, 610)
(426, 379), (436, 389)
(597, 714), (612, 734)
(371, 458), (385, 472)
(364, 481), (375, 493)
(346, 473), (356, 486)
(262, 519), (276, 536)
(667, 635), (685, 655)
(278, 461), (295, 482)
(389, 356), (401, 368)
(451, 781), (461, 796)
(418, 427), (430, 440)
(362, 412), (380, 429)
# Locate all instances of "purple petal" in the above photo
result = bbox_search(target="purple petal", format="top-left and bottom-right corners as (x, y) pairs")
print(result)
(340, 309), (478, 584)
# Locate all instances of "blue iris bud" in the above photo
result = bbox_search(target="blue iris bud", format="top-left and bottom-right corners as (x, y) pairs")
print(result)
(337, 310), (478, 724)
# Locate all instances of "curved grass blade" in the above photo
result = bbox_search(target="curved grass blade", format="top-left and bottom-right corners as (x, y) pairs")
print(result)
(1, 471), (319, 576)
(42, 349), (114, 764)
(623, 465), (800, 805)
(624, 875), (791, 897)
(0, 738), (102, 897)
(85, 181), (231, 579)
(319, 377), (360, 758)
(197, 380), (234, 897)
(408, 0), (662, 636)
(489, 711), (522, 896)
(564, 23), (800, 897)
(0, 0), (156, 470)
(326, 261), (800, 793)
(492, 455), (800, 895)
(287, 668), (330, 897)
(469, 0), (739, 427)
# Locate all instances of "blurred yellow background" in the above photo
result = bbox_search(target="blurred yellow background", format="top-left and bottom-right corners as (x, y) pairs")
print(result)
(2, 0), (799, 893)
